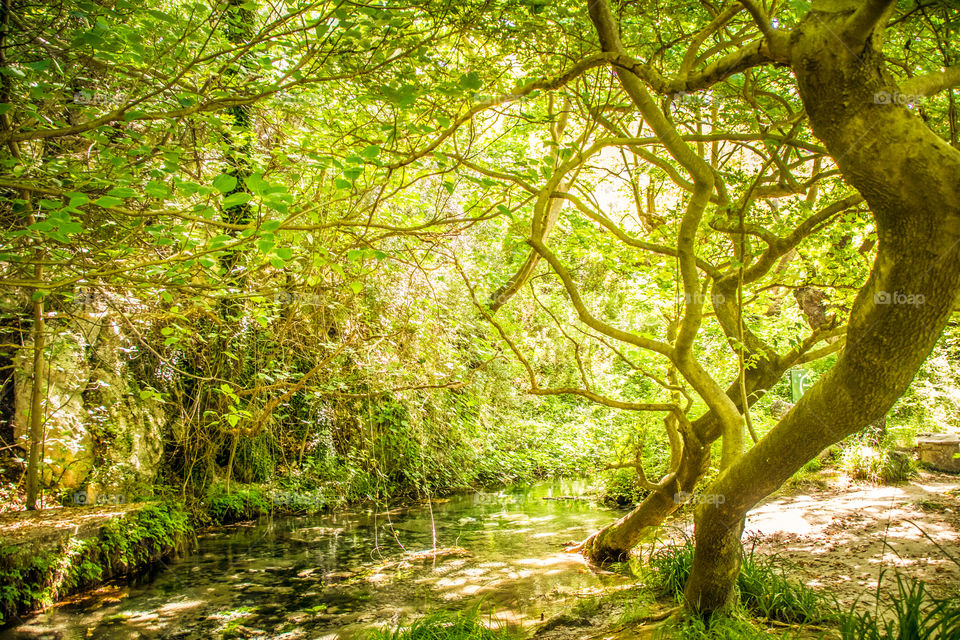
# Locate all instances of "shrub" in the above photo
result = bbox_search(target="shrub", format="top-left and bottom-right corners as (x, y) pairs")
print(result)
(839, 444), (916, 484)
(646, 536), (830, 625)
(204, 483), (272, 524)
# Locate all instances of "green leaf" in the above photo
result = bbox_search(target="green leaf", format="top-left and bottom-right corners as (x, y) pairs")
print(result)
(94, 196), (124, 208)
(460, 71), (482, 91)
(145, 181), (171, 198)
(0, 104), (10, 116)
(349, 281), (363, 294)
(213, 174), (238, 194)
(244, 173), (267, 196)
(107, 186), (137, 198)
(222, 192), (253, 208)
(360, 145), (380, 159)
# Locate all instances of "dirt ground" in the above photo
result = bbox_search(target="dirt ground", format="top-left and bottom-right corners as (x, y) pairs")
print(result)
(0, 502), (147, 546)
(741, 470), (960, 607)
(538, 470), (960, 640)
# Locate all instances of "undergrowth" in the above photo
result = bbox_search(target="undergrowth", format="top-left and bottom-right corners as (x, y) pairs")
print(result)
(840, 572), (960, 639)
(365, 607), (519, 640)
(646, 535), (831, 625)
(0, 501), (193, 625)
(657, 614), (804, 639)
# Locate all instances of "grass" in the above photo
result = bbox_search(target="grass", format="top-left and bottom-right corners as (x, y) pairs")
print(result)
(840, 572), (960, 640)
(571, 596), (601, 618)
(646, 535), (831, 625)
(837, 444), (916, 484)
(657, 614), (807, 639)
(366, 607), (519, 640)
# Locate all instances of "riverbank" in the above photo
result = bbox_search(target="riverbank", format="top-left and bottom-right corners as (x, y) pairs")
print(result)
(0, 502), (194, 626)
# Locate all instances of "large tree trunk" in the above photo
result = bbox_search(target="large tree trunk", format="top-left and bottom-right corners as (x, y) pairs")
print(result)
(684, 4), (960, 615)
(579, 432), (708, 562)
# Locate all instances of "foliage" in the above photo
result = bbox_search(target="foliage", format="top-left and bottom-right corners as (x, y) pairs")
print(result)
(837, 443), (916, 485)
(204, 483), (274, 525)
(657, 614), (802, 640)
(364, 607), (519, 640)
(0, 501), (193, 624)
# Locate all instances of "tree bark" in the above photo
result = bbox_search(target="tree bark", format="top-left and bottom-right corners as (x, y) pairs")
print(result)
(577, 353), (788, 562)
(684, 4), (960, 615)
(25, 255), (44, 511)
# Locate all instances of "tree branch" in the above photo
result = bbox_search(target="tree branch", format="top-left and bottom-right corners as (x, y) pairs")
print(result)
(900, 65), (960, 98)
(842, 0), (897, 50)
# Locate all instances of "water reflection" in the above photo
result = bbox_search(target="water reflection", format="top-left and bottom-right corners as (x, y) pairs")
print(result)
(2, 479), (626, 639)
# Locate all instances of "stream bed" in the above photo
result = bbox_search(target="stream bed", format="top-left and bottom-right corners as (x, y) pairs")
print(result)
(3, 479), (629, 639)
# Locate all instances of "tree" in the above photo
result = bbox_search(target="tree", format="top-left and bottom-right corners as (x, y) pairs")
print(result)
(577, 0), (960, 615)
(412, 0), (959, 617)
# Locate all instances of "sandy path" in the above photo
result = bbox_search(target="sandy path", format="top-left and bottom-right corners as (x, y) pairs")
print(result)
(743, 471), (960, 607)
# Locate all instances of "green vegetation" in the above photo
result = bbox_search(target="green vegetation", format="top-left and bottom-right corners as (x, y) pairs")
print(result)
(647, 537), (830, 626)
(365, 608), (518, 640)
(0, 501), (193, 625)
(840, 574), (960, 640)
(0, 0), (958, 634)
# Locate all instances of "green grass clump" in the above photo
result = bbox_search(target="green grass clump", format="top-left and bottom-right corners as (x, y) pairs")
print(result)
(366, 607), (518, 640)
(840, 573), (960, 640)
(838, 444), (915, 484)
(737, 543), (829, 624)
(657, 613), (802, 639)
(646, 536), (830, 625)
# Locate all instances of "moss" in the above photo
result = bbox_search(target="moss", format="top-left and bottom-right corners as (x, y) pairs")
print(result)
(204, 483), (274, 524)
(0, 501), (194, 625)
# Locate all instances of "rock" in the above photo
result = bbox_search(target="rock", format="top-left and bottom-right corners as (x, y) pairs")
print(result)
(917, 433), (960, 473)
(769, 398), (794, 419)
(14, 324), (94, 488)
(14, 314), (166, 492)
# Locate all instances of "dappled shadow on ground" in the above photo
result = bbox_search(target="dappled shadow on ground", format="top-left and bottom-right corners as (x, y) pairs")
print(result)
(0, 503), (146, 544)
(743, 471), (960, 608)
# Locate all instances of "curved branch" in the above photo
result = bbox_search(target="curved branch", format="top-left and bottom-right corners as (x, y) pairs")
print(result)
(527, 237), (673, 358)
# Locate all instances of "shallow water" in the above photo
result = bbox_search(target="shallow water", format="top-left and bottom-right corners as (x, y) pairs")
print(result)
(3, 479), (628, 639)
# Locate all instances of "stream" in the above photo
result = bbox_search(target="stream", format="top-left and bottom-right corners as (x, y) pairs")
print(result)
(3, 479), (629, 639)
